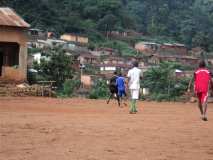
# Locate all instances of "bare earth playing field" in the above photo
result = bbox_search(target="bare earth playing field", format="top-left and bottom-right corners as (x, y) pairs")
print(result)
(0, 97), (213, 160)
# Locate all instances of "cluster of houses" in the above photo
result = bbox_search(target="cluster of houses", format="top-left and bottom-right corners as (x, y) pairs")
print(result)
(27, 29), (145, 78)
(135, 42), (200, 67)
(0, 7), (208, 86)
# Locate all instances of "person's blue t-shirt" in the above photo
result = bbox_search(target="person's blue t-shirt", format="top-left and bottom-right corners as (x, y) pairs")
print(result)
(116, 76), (125, 91)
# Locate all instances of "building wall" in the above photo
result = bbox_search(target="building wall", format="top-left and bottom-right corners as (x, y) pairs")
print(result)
(0, 26), (28, 81)
(61, 34), (88, 44)
(135, 43), (148, 52)
(81, 75), (92, 88)
(1, 66), (25, 81)
(159, 46), (188, 55)
(77, 36), (88, 44)
(28, 29), (47, 41)
(135, 43), (157, 54)
(61, 34), (76, 42)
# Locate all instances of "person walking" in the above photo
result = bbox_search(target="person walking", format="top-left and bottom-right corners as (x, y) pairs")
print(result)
(193, 60), (213, 121)
(107, 71), (120, 106)
(127, 61), (142, 114)
(116, 72), (127, 106)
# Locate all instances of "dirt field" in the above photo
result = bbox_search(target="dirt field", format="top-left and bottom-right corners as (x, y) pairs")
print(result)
(0, 97), (213, 160)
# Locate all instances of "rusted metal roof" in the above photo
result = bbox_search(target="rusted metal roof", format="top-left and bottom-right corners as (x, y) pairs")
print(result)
(0, 7), (30, 28)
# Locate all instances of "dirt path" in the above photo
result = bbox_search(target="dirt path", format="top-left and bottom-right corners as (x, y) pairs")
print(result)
(0, 97), (213, 160)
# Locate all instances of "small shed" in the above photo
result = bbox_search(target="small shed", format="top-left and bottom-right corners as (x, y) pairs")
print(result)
(0, 7), (30, 82)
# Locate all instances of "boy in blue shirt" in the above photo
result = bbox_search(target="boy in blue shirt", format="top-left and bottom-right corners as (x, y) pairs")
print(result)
(107, 71), (120, 106)
(116, 72), (127, 106)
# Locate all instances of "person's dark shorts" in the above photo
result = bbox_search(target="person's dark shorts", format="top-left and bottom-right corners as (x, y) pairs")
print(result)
(109, 85), (118, 94)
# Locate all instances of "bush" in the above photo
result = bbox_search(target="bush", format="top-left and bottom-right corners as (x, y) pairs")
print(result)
(88, 42), (96, 51)
(84, 64), (99, 75)
(27, 68), (47, 85)
(27, 70), (37, 85)
(149, 93), (171, 102)
(141, 62), (191, 101)
(32, 47), (74, 88)
(60, 79), (81, 97)
(28, 48), (42, 55)
(89, 79), (109, 99)
(99, 40), (137, 56)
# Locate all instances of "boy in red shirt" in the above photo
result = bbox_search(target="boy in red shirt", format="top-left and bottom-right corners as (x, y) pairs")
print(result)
(193, 60), (213, 121)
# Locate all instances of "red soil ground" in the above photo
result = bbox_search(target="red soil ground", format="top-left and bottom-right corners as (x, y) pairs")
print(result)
(0, 97), (213, 160)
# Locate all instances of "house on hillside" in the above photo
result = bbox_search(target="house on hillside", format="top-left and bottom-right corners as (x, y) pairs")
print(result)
(77, 52), (99, 65)
(60, 33), (88, 44)
(97, 56), (145, 75)
(135, 42), (159, 55)
(0, 7), (30, 82)
(47, 32), (56, 39)
(135, 42), (188, 56)
(190, 47), (204, 57)
(28, 28), (47, 41)
(28, 39), (51, 49)
(46, 39), (66, 48)
(108, 30), (142, 38)
(124, 56), (146, 67)
(159, 43), (188, 55)
(90, 47), (117, 57)
(148, 54), (199, 66)
(96, 63), (132, 75)
(102, 56), (125, 65)
(100, 56), (145, 71)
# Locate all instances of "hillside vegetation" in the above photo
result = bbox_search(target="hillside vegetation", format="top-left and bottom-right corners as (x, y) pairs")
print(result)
(1, 0), (213, 51)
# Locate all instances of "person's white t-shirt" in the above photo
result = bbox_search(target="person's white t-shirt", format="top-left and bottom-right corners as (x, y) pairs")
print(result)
(127, 67), (142, 90)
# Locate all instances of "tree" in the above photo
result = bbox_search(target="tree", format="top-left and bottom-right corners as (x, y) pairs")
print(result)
(142, 62), (190, 101)
(97, 14), (118, 37)
(34, 48), (74, 87)
(89, 79), (109, 99)
(3, 0), (213, 52)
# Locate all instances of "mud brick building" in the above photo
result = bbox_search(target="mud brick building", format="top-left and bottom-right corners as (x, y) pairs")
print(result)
(0, 7), (30, 82)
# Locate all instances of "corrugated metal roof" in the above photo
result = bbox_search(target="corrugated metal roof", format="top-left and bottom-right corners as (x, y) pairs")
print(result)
(0, 7), (30, 28)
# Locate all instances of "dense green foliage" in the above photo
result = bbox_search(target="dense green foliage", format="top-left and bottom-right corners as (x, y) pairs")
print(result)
(33, 48), (74, 87)
(142, 62), (190, 101)
(83, 64), (99, 75)
(2, 0), (213, 51)
(60, 79), (81, 97)
(89, 79), (109, 99)
(98, 40), (137, 56)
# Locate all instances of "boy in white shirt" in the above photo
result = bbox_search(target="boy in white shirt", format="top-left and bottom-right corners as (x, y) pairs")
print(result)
(127, 61), (142, 114)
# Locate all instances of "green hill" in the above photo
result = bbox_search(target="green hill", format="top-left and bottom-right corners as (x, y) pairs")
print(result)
(1, 0), (213, 51)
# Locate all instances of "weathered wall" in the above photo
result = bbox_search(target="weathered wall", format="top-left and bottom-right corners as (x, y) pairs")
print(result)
(81, 75), (92, 88)
(0, 26), (28, 81)
(61, 34), (76, 42)
(0, 26), (28, 44)
(77, 36), (88, 44)
(61, 34), (88, 44)
(1, 66), (25, 81)
(135, 43), (147, 52)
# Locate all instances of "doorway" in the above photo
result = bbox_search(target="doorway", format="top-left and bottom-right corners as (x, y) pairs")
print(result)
(0, 42), (20, 77)
(0, 50), (3, 76)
